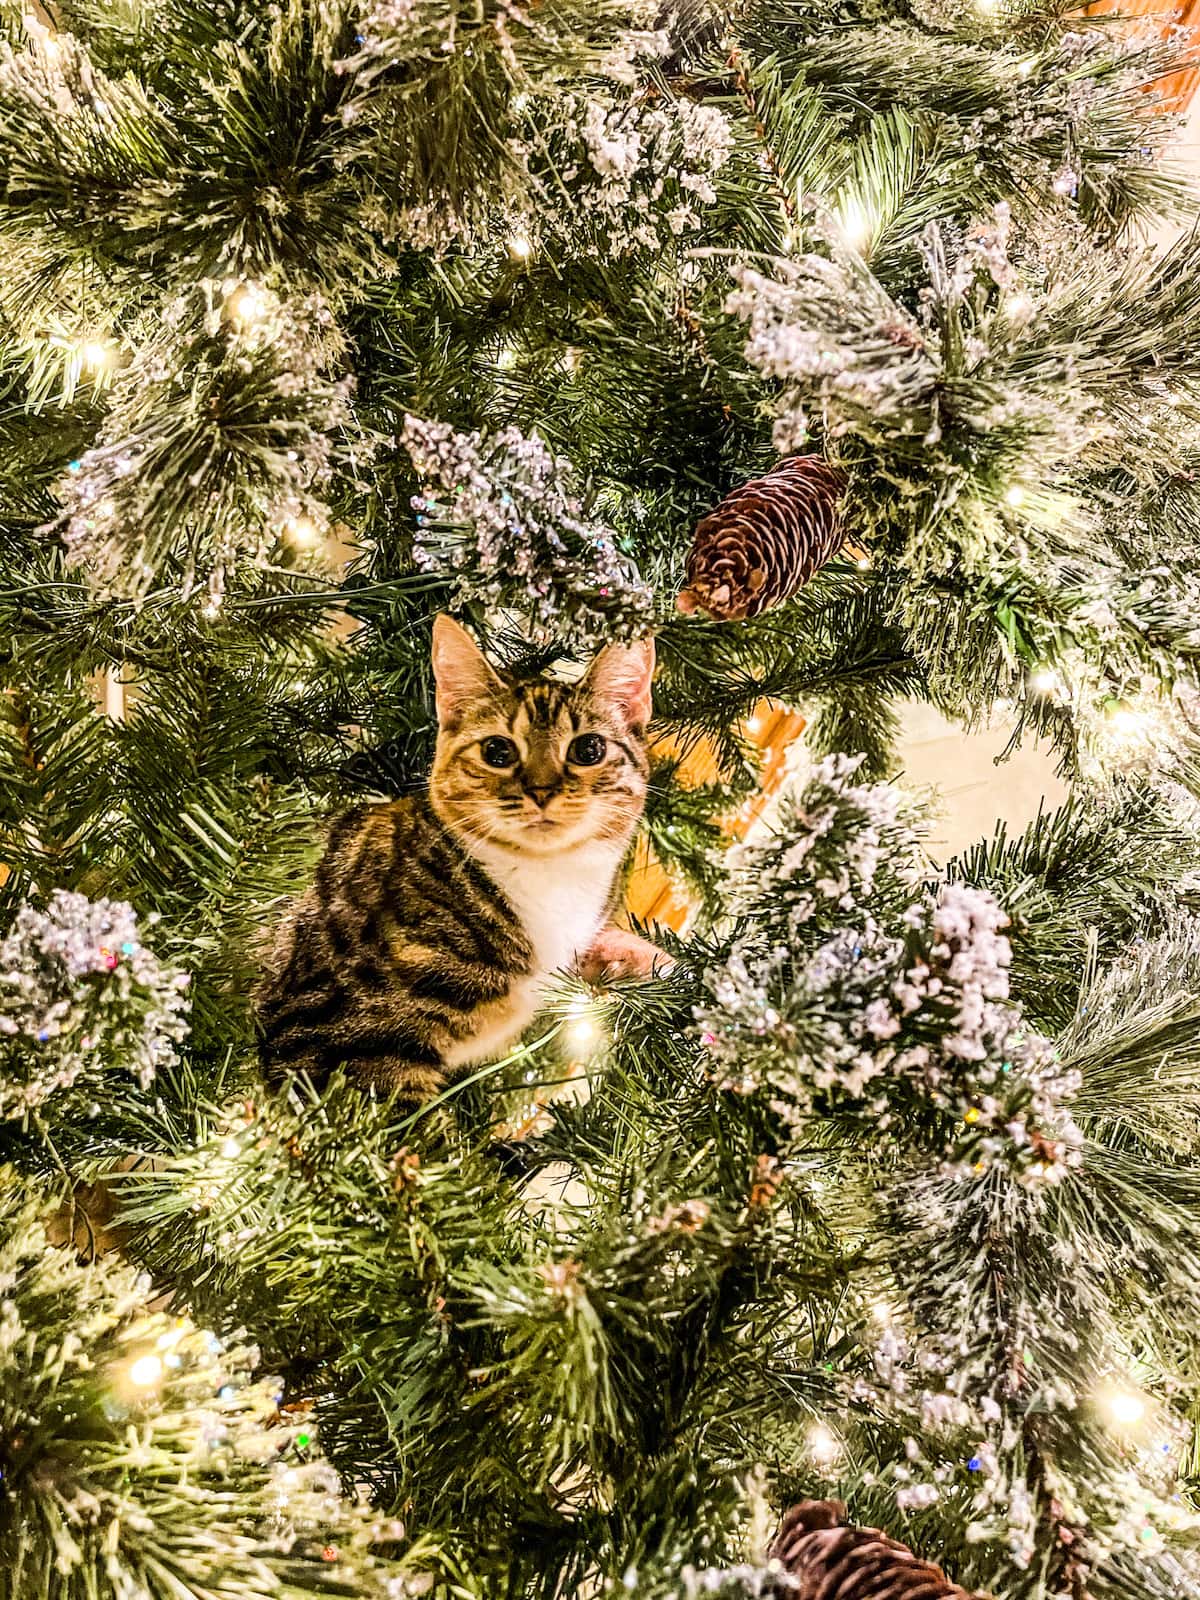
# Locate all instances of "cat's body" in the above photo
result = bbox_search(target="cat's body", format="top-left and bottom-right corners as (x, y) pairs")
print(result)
(256, 617), (662, 1103)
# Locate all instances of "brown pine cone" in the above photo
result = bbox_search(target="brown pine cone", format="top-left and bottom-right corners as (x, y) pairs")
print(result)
(770, 1500), (988, 1600)
(677, 456), (845, 622)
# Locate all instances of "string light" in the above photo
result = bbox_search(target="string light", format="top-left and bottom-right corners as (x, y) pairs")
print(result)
(128, 1352), (164, 1388)
(565, 994), (601, 1052)
(1029, 666), (1060, 695)
(507, 232), (533, 261)
(1104, 700), (1142, 737)
(1004, 483), (1025, 507)
(837, 199), (874, 253)
(227, 283), (268, 327)
(81, 340), (116, 373)
(282, 514), (319, 548)
(1102, 1387), (1146, 1428)
(856, 553), (871, 570)
(747, 713), (763, 735)
(808, 1422), (841, 1464)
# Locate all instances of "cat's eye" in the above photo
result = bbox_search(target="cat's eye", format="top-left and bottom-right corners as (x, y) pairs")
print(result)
(481, 736), (519, 769)
(567, 733), (607, 767)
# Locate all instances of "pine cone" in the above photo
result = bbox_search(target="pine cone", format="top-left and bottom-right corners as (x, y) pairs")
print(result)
(677, 456), (845, 622)
(770, 1500), (988, 1600)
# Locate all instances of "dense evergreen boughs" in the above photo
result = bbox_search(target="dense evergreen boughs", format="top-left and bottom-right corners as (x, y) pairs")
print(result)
(4, 0), (1200, 1596)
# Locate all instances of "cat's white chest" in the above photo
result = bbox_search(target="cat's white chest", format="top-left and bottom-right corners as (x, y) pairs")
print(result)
(478, 842), (619, 979)
(440, 839), (619, 1071)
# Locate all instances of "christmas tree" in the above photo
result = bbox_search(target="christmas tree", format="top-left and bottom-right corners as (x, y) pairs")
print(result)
(4, 0), (1200, 1595)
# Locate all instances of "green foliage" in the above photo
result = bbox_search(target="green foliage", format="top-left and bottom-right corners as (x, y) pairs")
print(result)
(3, 0), (1200, 1595)
(0, 1173), (438, 1599)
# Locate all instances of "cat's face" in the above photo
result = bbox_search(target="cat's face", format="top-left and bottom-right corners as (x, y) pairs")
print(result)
(429, 616), (654, 857)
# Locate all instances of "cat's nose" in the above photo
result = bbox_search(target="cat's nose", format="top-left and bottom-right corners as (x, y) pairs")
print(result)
(524, 784), (557, 809)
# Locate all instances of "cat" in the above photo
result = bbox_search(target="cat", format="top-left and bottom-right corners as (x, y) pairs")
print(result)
(255, 615), (668, 1104)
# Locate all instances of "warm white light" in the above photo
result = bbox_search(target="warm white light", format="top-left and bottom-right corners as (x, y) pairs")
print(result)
(565, 995), (601, 1052)
(1005, 291), (1034, 320)
(1029, 667), (1059, 695)
(1103, 1389), (1146, 1428)
(838, 200), (874, 252)
(282, 514), (319, 548)
(1004, 484), (1025, 507)
(747, 714), (763, 735)
(227, 284), (268, 326)
(129, 1353), (164, 1388)
(809, 1423), (840, 1464)
(856, 554), (871, 570)
(507, 232), (533, 261)
(81, 340), (115, 373)
(220, 1136), (240, 1160)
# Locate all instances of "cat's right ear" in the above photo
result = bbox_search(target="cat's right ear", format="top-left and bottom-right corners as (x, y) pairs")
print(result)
(432, 615), (505, 728)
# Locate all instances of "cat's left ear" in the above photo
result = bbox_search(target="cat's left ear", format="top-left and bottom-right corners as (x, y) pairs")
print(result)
(432, 615), (506, 727)
(582, 636), (655, 728)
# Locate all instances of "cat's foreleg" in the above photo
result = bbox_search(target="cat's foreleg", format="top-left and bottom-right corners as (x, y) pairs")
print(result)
(575, 926), (675, 983)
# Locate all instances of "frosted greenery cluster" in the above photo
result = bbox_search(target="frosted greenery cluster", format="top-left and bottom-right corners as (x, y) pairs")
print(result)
(4, 0), (1200, 1596)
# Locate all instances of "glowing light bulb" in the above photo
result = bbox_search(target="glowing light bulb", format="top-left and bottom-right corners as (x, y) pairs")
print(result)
(747, 714), (763, 735)
(838, 200), (874, 253)
(220, 1136), (240, 1160)
(227, 284), (268, 327)
(507, 232), (533, 261)
(1029, 667), (1059, 695)
(282, 514), (319, 548)
(129, 1353), (164, 1388)
(809, 1423), (840, 1464)
(1103, 1388), (1145, 1428)
(81, 340), (115, 373)
(1005, 290), (1034, 320)
(1004, 483), (1025, 508)
(565, 995), (600, 1052)
(856, 554), (871, 570)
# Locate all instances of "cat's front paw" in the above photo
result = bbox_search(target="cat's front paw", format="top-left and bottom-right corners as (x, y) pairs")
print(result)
(576, 927), (675, 984)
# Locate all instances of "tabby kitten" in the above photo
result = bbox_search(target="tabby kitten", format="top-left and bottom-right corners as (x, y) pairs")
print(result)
(256, 615), (664, 1103)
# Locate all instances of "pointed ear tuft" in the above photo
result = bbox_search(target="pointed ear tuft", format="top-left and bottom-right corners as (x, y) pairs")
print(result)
(583, 636), (655, 728)
(431, 615), (505, 727)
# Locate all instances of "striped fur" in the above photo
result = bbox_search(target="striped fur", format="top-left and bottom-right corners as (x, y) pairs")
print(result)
(256, 619), (654, 1104)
